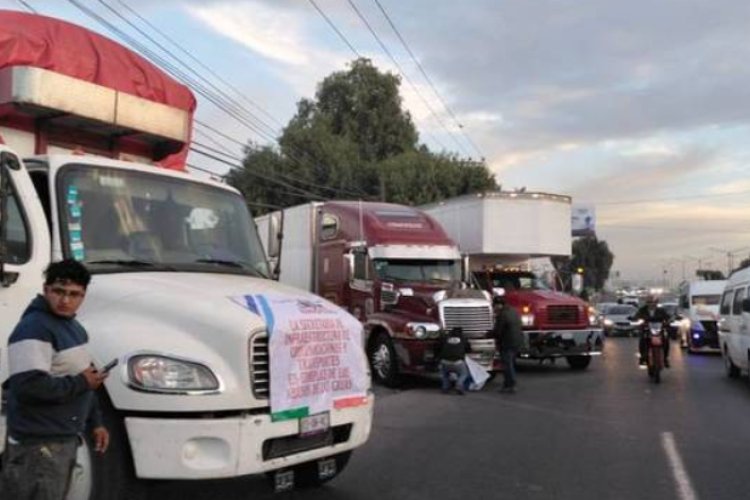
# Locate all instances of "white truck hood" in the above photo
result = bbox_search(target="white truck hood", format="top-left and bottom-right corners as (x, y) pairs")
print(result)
(77, 272), (353, 413)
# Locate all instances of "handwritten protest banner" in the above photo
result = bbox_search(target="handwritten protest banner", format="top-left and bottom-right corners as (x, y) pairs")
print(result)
(232, 294), (369, 421)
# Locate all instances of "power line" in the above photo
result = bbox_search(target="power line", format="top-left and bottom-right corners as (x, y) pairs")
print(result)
(307, 0), (361, 57)
(68, 0), (369, 202)
(345, 0), (472, 157)
(15, 0), (36, 13)
(189, 146), (327, 201)
(192, 140), (375, 199)
(587, 189), (750, 206)
(372, 0), (485, 160)
(112, 0), (285, 132)
(306, 0), (449, 153)
(103, 0), (374, 200)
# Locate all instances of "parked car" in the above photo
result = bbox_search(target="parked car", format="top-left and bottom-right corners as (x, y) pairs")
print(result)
(600, 304), (640, 337)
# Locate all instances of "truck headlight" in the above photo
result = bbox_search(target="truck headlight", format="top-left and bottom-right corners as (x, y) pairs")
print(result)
(406, 322), (440, 339)
(521, 314), (535, 327)
(128, 355), (220, 393)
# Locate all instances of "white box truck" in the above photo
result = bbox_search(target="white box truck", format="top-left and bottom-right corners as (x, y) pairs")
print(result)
(0, 11), (372, 500)
(423, 193), (604, 370)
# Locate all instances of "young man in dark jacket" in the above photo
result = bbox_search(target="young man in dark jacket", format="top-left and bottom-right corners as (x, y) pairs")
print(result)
(492, 294), (524, 393)
(437, 327), (471, 395)
(1, 259), (109, 500)
(634, 294), (672, 368)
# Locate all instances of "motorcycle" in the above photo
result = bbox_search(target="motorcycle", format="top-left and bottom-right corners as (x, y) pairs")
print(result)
(646, 321), (666, 383)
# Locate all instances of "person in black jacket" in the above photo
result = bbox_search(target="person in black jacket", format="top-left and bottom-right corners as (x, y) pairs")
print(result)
(437, 327), (470, 395)
(634, 295), (671, 368)
(492, 294), (524, 394)
(1, 260), (109, 500)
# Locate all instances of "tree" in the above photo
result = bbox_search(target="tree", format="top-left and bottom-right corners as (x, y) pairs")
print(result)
(227, 58), (498, 213)
(552, 236), (615, 292)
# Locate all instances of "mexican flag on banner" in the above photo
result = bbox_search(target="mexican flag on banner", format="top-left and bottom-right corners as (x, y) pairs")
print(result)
(232, 293), (369, 421)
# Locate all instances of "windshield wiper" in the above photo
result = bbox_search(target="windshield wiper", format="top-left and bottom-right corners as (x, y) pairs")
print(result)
(88, 259), (157, 267)
(88, 259), (178, 271)
(194, 259), (268, 278)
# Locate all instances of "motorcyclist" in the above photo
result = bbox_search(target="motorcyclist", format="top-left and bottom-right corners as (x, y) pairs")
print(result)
(634, 294), (671, 368)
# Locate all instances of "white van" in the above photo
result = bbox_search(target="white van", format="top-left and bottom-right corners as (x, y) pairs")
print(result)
(718, 268), (750, 378)
(677, 280), (726, 352)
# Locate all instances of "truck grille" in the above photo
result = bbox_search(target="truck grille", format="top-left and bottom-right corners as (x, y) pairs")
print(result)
(440, 305), (494, 338)
(546, 305), (580, 325)
(249, 333), (270, 399)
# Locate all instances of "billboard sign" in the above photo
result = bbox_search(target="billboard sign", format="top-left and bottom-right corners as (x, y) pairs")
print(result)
(571, 204), (596, 237)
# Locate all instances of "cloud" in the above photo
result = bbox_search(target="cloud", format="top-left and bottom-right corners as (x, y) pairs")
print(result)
(186, 2), (311, 66)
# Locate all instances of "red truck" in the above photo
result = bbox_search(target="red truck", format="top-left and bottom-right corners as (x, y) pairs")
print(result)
(256, 201), (497, 386)
(423, 192), (604, 370)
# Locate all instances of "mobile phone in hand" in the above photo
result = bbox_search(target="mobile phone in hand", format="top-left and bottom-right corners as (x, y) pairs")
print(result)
(101, 358), (119, 373)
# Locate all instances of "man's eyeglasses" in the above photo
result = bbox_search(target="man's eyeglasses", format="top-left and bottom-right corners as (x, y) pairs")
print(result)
(48, 287), (85, 300)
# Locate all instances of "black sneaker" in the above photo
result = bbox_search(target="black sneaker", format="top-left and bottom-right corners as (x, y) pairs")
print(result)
(664, 360), (670, 368)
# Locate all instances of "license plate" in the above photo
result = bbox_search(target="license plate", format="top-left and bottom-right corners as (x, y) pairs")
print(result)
(562, 333), (574, 340)
(273, 470), (295, 493)
(299, 412), (330, 437)
(318, 458), (337, 480)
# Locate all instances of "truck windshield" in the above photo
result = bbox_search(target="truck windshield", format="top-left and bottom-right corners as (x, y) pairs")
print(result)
(373, 259), (461, 284)
(58, 164), (270, 277)
(484, 271), (550, 291)
(692, 294), (720, 306)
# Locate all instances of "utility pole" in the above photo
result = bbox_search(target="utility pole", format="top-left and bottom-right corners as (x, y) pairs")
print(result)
(709, 246), (750, 276)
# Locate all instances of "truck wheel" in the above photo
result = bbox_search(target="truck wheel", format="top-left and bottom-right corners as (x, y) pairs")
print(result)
(566, 356), (591, 370)
(66, 395), (147, 500)
(724, 348), (740, 378)
(369, 333), (400, 387)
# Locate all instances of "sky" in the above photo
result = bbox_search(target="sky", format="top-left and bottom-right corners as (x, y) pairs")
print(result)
(5, 0), (750, 283)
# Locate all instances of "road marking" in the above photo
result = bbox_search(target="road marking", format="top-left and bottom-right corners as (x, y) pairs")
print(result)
(661, 431), (698, 500)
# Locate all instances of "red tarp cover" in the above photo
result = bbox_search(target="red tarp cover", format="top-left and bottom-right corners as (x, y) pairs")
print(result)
(0, 9), (195, 170)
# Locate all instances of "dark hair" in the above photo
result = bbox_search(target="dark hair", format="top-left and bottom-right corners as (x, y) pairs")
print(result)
(44, 259), (91, 288)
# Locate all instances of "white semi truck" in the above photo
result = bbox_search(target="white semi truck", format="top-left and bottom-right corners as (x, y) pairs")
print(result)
(0, 11), (372, 500)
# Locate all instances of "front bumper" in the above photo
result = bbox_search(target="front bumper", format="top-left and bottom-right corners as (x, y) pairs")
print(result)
(604, 324), (639, 336)
(125, 395), (373, 480)
(521, 328), (604, 358)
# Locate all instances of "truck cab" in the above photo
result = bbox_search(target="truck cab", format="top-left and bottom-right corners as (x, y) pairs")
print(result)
(473, 267), (602, 369)
(0, 12), (372, 499)
(257, 201), (496, 387)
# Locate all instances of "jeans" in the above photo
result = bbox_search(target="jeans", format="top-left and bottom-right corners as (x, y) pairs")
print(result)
(439, 359), (469, 391)
(0, 436), (79, 500)
(501, 348), (518, 388)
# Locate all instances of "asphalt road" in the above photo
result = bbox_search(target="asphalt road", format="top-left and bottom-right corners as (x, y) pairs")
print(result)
(151, 338), (750, 500)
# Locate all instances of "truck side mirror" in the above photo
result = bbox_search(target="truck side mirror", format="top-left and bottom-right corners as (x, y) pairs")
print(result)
(742, 298), (750, 313)
(266, 211), (282, 259)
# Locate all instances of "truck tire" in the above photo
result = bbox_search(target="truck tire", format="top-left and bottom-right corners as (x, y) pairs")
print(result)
(67, 395), (147, 500)
(368, 333), (400, 387)
(565, 356), (591, 370)
(724, 347), (740, 378)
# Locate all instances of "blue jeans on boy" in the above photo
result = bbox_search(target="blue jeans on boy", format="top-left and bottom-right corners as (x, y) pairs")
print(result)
(440, 359), (469, 391)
